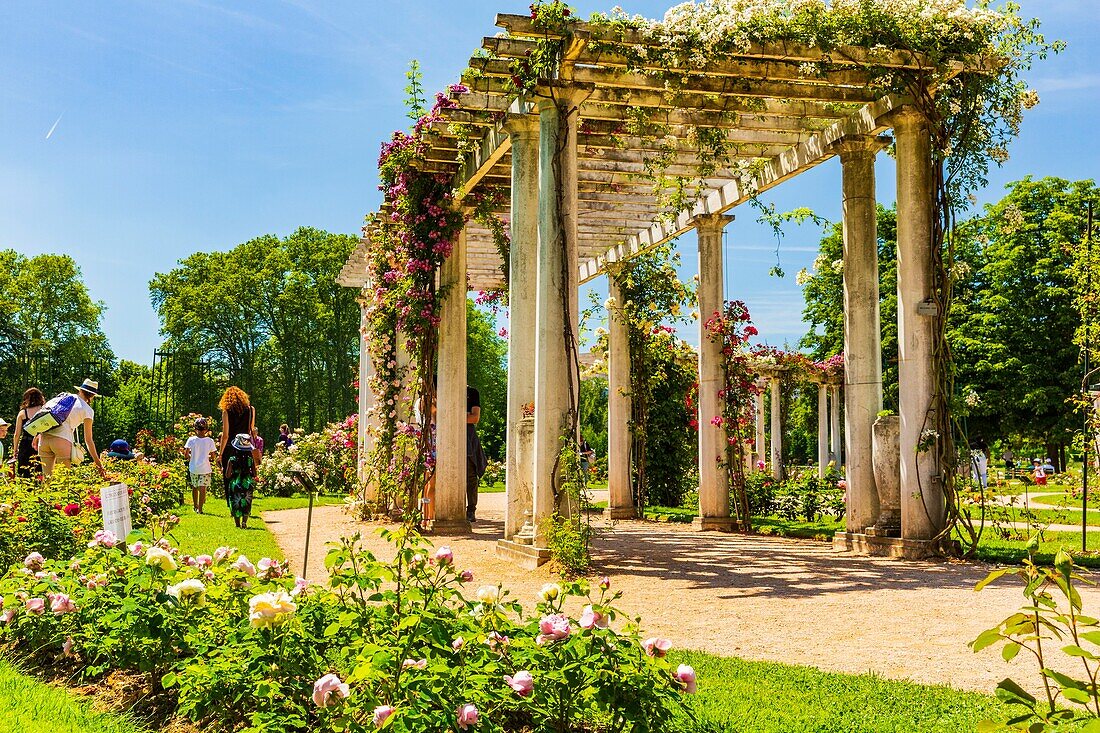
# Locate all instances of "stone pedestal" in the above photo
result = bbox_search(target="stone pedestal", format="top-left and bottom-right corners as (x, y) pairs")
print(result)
(505, 418), (534, 539)
(832, 532), (937, 559)
(869, 415), (901, 537)
(692, 516), (742, 532)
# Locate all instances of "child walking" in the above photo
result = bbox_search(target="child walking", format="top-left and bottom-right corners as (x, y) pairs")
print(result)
(184, 418), (216, 514)
(225, 433), (257, 529)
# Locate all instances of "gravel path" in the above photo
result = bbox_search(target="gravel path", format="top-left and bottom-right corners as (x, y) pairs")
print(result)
(263, 493), (1100, 694)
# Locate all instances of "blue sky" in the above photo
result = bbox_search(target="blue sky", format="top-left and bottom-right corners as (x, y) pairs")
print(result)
(1, 0), (1097, 364)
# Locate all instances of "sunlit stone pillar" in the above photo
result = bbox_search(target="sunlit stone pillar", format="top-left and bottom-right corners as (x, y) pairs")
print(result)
(836, 136), (884, 532)
(606, 275), (633, 519)
(504, 114), (539, 540)
(532, 92), (582, 545)
(357, 294), (379, 503)
(434, 227), (470, 533)
(817, 381), (828, 479)
(770, 375), (783, 481)
(693, 213), (736, 532)
(830, 384), (843, 464)
(893, 108), (943, 540)
(754, 381), (766, 468)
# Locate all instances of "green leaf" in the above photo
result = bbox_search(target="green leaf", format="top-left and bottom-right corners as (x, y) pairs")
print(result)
(1061, 644), (1099, 660)
(1080, 719), (1100, 733)
(995, 678), (1037, 706)
(976, 568), (1013, 592)
(972, 629), (1004, 652)
(1002, 642), (1022, 661)
(161, 671), (177, 688)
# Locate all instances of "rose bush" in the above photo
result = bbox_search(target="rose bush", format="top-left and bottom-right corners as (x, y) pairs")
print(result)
(258, 415), (358, 497)
(0, 526), (696, 732)
(0, 460), (185, 569)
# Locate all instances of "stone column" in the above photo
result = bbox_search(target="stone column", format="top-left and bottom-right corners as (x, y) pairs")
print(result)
(532, 93), (581, 545)
(606, 275), (633, 519)
(504, 114), (539, 540)
(754, 382), (766, 468)
(817, 382), (828, 479)
(893, 108), (943, 540)
(830, 384), (842, 464)
(693, 212), (736, 532)
(356, 294), (378, 503)
(836, 136), (884, 532)
(434, 227), (470, 533)
(770, 375), (783, 481)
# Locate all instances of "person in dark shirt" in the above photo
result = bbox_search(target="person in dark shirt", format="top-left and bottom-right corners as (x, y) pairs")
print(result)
(466, 386), (487, 523)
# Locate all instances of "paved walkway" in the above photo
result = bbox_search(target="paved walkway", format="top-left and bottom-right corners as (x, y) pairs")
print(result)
(263, 491), (1100, 694)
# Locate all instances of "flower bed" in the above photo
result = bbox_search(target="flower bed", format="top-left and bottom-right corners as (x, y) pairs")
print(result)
(257, 415), (358, 497)
(0, 528), (696, 732)
(0, 461), (186, 570)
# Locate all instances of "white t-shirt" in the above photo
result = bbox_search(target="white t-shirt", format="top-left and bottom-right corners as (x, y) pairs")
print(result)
(47, 394), (94, 444)
(185, 435), (216, 475)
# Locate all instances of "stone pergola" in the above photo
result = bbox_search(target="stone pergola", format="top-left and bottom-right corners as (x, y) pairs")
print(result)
(341, 11), (963, 562)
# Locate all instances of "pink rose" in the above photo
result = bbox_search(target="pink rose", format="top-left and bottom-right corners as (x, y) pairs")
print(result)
(537, 613), (572, 644)
(485, 631), (510, 652)
(196, 554), (213, 568)
(50, 593), (77, 615)
(62, 636), (75, 658)
(233, 555), (257, 576)
(642, 637), (672, 658)
(452, 636), (465, 651)
(24, 552), (44, 571)
(460, 569), (474, 583)
(1, 608), (15, 624)
(128, 541), (146, 557)
(675, 664), (697, 694)
(433, 546), (453, 565)
(291, 576), (309, 597)
(25, 598), (45, 615)
(579, 605), (607, 630)
(456, 703), (479, 729)
(372, 705), (396, 727)
(504, 670), (534, 696)
(312, 673), (350, 708)
(213, 546), (233, 564)
(599, 576), (611, 590)
(401, 658), (428, 670)
(90, 529), (118, 548)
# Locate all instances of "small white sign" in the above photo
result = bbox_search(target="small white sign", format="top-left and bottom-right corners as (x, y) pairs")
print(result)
(100, 483), (132, 540)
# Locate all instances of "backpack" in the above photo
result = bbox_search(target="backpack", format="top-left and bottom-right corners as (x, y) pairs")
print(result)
(23, 393), (78, 437)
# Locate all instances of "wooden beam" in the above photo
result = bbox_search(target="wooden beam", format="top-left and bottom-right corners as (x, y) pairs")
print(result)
(578, 95), (905, 282)
(493, 14), (937, 70)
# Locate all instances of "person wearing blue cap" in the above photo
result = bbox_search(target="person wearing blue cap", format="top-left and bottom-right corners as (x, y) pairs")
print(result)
(106, 439), (136, 461)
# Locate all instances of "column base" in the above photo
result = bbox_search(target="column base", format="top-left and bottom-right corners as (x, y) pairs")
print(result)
(604, 507), (635, 521)
(429, 519), (472, 535)
(496, 539), (551, 569)
(692, 516), (741, 533)
(833, 531), (952, 559)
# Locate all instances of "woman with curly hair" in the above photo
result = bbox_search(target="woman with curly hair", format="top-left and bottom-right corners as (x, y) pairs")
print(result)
(219, 386), (256, 528)
(12, 387), (45, 478)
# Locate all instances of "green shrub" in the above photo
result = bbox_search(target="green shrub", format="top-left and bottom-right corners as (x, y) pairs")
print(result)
(257, 415), (357, 497)
(0, 461), (185, 569)
(0, 528), (697, 733)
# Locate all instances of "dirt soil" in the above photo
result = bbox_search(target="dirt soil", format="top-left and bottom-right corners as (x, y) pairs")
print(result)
(264, 493), (1100, 694)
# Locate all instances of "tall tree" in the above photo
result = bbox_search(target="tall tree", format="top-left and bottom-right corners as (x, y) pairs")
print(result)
(150, 228), (359, 439)
(953, 177), (1098, 463)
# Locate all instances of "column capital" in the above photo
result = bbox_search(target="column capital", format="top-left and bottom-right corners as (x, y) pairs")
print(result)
(691, 212), (735, 234)
(830, 134), (889, 161)
(883, 105), (929, 132)
(503, 113), (540, 137)
(536, 82), (595, 113)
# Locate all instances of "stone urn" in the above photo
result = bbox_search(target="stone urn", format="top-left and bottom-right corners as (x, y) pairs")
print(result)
(870, 414), (901, 536)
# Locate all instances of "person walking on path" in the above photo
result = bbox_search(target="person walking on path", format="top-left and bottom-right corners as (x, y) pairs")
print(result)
(39, 379), (106, 479)
(225, 433), (257, 529)
(12, 387), (45, 479)
(218, 386), (257, 502)
(466, 385), (487, 523)
(184, 417), (216, 514)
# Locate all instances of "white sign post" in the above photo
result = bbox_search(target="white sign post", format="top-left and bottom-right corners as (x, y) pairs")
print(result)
(100, 483), (132, 541)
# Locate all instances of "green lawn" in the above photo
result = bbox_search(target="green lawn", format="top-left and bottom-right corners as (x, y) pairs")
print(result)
(669, 650), (1006, 732)
(0, 657), (150, 733)
(169, 493), (344, 560)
